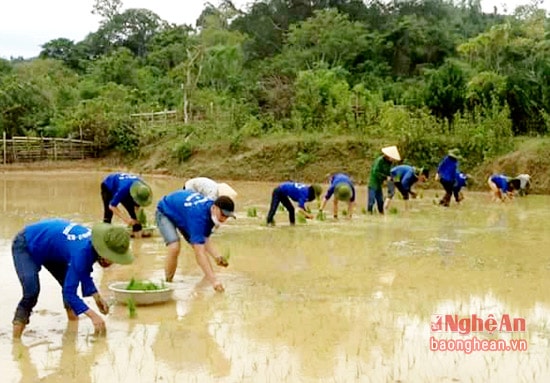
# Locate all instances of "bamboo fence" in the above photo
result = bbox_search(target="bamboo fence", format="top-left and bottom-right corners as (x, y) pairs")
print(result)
(1, 133), (97, 164)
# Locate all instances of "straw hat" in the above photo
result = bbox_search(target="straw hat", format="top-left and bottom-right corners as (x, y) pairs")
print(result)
(217, 183), (238, 198)
(381, 146), (401, 161)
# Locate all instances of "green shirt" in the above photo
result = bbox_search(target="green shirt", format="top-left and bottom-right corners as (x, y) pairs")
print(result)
(368, 155), (392, 190)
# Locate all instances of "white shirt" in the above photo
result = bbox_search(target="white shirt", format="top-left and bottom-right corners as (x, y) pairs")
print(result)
(516, 174), (531, 190)
(184, 177), (218, 200)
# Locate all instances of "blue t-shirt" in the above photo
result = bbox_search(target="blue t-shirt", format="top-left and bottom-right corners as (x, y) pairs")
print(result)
(390, 165), (418, 191)
(437, 156), (459, 183)
(324, 173), (355, 202)
(102, 173), (143, 207)
(157, 190), (215, 244)
(277, 182), (311, 209)
(23, 219), (98, 316)
(490, 174), (510, 192)
(455, 172), (468, 189)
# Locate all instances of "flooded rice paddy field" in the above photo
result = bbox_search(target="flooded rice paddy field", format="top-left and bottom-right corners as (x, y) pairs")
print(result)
(1, 171), (550, 382)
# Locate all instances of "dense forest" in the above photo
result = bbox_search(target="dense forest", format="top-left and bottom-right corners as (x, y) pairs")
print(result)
(1, 0), (549, 171)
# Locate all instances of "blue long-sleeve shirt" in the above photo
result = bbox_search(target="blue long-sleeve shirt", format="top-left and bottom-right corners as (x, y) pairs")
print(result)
(23, 219), (98, 316)
(324, 173), (355, 202)
(102, 173), (143, 207)
(157, 190), (215, 244)
(437, 156), (459, 183)
(390, 165), (418, 192)
(277, 182), (311, 209)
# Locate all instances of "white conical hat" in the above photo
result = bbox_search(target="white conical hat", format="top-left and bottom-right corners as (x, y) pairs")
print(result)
(381, 146), (401, 161)
(217, 183), (238, 198)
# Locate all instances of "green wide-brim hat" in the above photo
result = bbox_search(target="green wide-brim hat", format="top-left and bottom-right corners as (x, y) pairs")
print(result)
(312, 184), (323, 199)
(92, 223), (134, 265)
(130, 181), (152, 207)
(335, 182), (352, 201)
(448, 148), (463, 160)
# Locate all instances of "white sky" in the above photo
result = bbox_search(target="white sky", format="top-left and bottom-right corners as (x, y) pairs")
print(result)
(0, 0), (548, 59)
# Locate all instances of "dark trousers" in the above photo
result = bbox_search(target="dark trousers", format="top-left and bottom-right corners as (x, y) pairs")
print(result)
(439, 179), (454, 206)
(12, 231), (69, 325)
(452, 185), (463, 202)
(101, 183), (137, 223)
(367, 187), (384, 214)
(266, 187), (296, 224)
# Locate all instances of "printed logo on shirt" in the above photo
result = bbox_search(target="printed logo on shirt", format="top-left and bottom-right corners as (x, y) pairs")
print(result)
(62, 223), (92, 241)
(183, 192), (210, 207)
(117, 173), (139, 180)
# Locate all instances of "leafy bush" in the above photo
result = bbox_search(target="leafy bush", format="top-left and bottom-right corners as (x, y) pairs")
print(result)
(172, 141), (195, 162)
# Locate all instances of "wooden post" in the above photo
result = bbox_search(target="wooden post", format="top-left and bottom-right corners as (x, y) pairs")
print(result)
(2, 131), (5, 165)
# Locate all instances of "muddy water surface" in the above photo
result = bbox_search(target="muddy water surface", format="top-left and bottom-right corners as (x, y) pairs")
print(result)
(1, 171), (550, 382)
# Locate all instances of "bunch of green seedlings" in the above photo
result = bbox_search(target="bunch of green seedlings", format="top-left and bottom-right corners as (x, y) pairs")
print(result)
(297, 213), (307, 224)
(125, 278), (165, 291)
(316, 210), (326, 221)
(137, 209), (147, 226)
(247, 207), (257, 217)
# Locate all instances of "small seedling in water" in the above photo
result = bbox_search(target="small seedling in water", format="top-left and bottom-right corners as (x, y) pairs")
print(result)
(297, 213), (307, 224)
(222, 249), (231, 263)
(247, 207), (257, 217)
(435, 192), (439, 198)
(389, 207), (398, 214)
(361, 207), (367, 214)
(316, 210), (326, 221)
(278, 205), (285, 212)
(342, 209), (348, 216)
(127, 298), (137, 318)
(137, 209), (147, 226)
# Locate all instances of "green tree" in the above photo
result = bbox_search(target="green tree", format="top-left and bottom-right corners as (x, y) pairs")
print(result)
(292, 66), (352, 131)
(424, 60), (467, 128)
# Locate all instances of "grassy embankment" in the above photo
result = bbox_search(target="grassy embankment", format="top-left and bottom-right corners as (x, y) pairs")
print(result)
(2, 135), (549, 194)
(134, 134), (550, 194)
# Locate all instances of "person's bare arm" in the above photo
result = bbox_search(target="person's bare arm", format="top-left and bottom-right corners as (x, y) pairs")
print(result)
(83, 309), (106, 335)
(347, 201), (355, 219)
(298, 207), (314, 219)
(109, 205), (139, 226)
(192, 243), (224, 292)
(205, 239), (228, 267)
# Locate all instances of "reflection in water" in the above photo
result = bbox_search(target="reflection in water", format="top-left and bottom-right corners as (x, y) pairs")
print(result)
(12, 321), (107, 383)
(1, 172), (550, 382)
